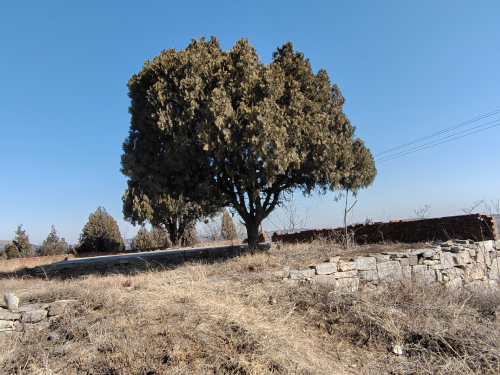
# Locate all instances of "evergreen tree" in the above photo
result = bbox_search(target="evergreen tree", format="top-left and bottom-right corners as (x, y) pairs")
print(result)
(221, 209), (237, 240)
(39, 225), (70, 256)
(121, 37), (376, 248)
(77, 207), (124, 253)
(151, 225), (172, 248)
(130, 226), (156, 250)
(4, 225), (34, 259)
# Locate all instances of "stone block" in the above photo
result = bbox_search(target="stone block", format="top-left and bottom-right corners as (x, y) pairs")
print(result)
(328, 256), (340, 263)
(488, 261), (500, 280)
(477, 240), (495, 252)
(312, 263), (337, 275)
(398, 258), (410, 267)
(412, 265), (428, 273)
(475, 250), (491, 266)
(337, 261), (356, 272)
(440, 252), (455, 269)
(401, 265), (412, 279)
(454, 251), (471, 265)
(289, 269), (315, 280)
(4, 294), (19, 312)
(21, 310), (48, 323)
(48, 300), (79, 317)
(334, 278), (360, 293)
(377, 261), (402, 282)
(423, 260), (439, 266)
(358, 270), (379, 282)
(0, 320), (14, 331)
(0, 310), (21, 321)
(334, 270), (358, 278)
(408, 256), (418, 266)
(442, 267), (465, 279)
(15, 303), (48, 313)
(465, 263), (485, 280)
(449, 246), (463, 253)
(468, 249), (476, 257)
(354, 256), (377, 270)
(369, 254), (390, 263)
(414, 270), (436, 284)
(311, 275), (336, 285)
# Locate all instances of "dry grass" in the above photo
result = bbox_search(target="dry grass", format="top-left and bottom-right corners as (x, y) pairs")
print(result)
(1, 240), (499, 374)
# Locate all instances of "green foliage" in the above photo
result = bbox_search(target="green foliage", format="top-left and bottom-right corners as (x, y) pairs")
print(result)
(131, 226), (156, 250)
(4, 225), (34, 259)
(121, 37), (376, 247)
(77, 207), (124, 253)
(38, 225), (70, 256)
(221, 209), (237, 240)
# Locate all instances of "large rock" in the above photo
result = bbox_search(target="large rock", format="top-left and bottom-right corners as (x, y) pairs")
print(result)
(334, 278), (359, 293)
(354, 256), (377, 271)
(48, 300), (79, 317)
(311, 275), (336, 285)
(377, 261), (402, 282)
(401, 265), (412, 279)
(21, 310), (48, 323)
(475, 250), (491, 266)
(311, 263), (337, 275)
(412, 265), (428, 274)
(464, 263), (485, 280)
(4, 294), (19, 312)
(369, 254), (390, 263)
(0, 310), (21, 321)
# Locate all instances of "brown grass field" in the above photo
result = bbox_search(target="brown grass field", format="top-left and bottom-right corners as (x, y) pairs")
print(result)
(1, 240), (499, 374)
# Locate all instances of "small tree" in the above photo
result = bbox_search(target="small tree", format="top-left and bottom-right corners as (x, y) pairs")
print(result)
(38, 225), (70, 256)
(4, 225), (34, 259)
(77, 207), (124, 253)
(131, 226), (156, 250)
(221, 209), (238, 240)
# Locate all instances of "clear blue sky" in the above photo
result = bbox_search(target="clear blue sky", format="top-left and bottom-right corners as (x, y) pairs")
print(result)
(1, 0), (499, 244)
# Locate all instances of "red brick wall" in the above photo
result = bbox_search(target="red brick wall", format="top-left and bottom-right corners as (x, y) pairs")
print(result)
(272, 214), (498, 244)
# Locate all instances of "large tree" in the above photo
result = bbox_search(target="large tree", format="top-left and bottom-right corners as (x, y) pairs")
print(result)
(121, 37), (376, 248)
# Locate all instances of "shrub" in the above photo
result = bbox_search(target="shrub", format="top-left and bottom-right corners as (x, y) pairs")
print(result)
(76, 207), (124, 253)
(182, 225), (199, 247)
(151, 225), (172, 248)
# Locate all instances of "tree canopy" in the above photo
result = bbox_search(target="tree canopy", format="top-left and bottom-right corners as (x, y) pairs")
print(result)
(121, 37), (376, 247)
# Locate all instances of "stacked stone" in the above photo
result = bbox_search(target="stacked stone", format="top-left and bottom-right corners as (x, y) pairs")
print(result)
(1, 294), (79, 335)
(281, 239), (500, 292)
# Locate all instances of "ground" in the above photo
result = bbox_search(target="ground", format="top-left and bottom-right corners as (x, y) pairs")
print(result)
(1, 240), (499, 374)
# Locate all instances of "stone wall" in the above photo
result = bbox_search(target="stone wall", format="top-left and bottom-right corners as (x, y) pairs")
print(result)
(281, 239), (500, 292)
(272, 214), (499, 244)
(0, 254), (76, 273)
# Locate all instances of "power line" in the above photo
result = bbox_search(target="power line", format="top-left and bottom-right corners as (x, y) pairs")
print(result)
(376, 122), (500, 163)
(374, 108), (500, 157)
(374, 118), (500, 162)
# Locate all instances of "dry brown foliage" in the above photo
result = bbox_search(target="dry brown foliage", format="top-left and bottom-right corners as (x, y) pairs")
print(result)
(1, 239), (499, 374)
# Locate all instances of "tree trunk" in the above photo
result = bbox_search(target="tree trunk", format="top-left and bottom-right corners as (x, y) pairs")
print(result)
(245, 219), (260, 249)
